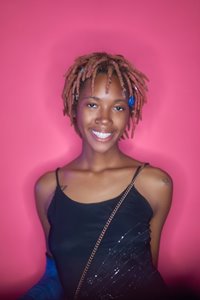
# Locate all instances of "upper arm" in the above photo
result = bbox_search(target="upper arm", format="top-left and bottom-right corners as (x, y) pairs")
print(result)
(135, 166), (173, 267)
(149, 170), (173, 266)
(35, 171), (57, 256)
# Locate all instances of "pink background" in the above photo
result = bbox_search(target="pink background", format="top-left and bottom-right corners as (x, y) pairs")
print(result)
(1, 0), (199, 298)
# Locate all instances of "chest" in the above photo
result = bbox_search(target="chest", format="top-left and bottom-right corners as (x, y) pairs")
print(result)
(59, 169), (136, 204)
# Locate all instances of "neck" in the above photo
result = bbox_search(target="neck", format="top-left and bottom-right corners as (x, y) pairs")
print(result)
(77, 143), (124, 172)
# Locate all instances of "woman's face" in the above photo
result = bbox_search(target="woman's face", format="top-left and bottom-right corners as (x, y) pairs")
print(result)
(75, 73), (130, 153)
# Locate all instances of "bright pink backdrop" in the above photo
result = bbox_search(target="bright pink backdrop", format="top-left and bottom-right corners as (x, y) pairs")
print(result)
(1, 0), (200, 298)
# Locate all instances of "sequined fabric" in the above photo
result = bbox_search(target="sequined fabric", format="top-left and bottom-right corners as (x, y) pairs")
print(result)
(80, 225), (165, 300)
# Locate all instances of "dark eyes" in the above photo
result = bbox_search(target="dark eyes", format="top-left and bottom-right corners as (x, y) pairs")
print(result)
(87, 103), (125, 111)
(114, 106), (125, 111)
(87, 103), (97, 109)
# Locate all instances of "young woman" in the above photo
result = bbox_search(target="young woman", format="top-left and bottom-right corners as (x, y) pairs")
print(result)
(34, 52), (173, 300)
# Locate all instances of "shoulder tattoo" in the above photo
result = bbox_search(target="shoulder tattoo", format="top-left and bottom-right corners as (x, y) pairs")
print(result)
(162, 176), (172, 186)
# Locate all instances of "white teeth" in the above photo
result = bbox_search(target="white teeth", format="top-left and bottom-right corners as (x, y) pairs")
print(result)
(92, 130), (112, 139)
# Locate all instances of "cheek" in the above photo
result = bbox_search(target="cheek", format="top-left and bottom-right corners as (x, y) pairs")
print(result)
(76, 107), (93, 131)
(115, 112), (130, 127)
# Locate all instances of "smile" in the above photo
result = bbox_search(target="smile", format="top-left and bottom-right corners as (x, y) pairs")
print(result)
(92, 130), (112, 139)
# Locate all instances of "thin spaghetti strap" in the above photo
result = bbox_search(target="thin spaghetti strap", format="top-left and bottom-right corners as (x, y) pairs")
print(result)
(131, 162), (149, 183)
(55, 167), (60, 187)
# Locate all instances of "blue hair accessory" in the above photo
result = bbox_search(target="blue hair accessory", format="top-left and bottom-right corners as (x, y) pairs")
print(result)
(128, 95), (135, 108)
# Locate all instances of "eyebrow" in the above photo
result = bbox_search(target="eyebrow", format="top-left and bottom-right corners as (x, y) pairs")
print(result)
(82, 96), (126, 103)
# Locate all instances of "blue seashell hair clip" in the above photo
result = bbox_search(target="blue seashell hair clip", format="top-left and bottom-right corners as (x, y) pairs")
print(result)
(128, 95), (135, 108)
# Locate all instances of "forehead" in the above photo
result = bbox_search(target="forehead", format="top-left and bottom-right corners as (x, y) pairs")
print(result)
(80, 73), (125, 98)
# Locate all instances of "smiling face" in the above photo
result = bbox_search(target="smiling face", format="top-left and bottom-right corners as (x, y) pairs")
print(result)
(75, 73), (130, 153)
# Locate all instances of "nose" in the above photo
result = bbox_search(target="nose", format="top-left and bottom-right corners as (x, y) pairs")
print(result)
(95, 108), (112, 126)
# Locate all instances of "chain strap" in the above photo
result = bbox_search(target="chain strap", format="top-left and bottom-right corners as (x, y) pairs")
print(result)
(73, 164), (147, 299)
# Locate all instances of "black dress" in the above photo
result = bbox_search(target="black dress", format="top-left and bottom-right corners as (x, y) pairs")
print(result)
(47, 163), (166, 300)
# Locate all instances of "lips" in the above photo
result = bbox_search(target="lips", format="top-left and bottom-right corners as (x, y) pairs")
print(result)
(92, 130), (112, 140)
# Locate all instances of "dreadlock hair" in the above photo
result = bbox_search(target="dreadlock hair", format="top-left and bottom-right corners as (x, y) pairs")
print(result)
(62, 52), (148, 138)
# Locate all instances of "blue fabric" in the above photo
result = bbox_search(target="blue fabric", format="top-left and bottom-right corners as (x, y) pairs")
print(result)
(19, 255), (64, 300)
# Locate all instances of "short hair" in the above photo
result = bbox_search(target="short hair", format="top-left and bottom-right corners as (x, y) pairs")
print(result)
(62, 52), (148, 138)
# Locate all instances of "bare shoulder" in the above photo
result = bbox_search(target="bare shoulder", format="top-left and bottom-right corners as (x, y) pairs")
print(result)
(143, 164), (173, 188)
(135, 164), (173, 214)
(35, 170), (57, 209)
